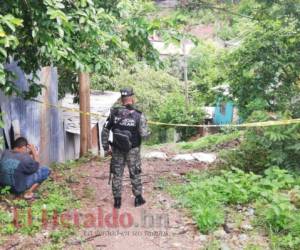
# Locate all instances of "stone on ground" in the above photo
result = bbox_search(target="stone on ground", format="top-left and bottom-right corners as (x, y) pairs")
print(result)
(192, 152), (217, 163)
(143, 151), (168, 160)
(172, 154), (195, 161)
(172, 152), (217, 163)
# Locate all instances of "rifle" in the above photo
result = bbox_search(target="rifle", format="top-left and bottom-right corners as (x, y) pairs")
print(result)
(108, 161), (113, 185)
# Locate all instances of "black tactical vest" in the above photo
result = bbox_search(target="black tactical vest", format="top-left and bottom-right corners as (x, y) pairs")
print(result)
(111, 105), (142, 148)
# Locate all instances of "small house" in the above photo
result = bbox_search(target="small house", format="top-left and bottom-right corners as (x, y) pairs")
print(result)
(212, 85), (239, 125)
(62, 91), (120, 160)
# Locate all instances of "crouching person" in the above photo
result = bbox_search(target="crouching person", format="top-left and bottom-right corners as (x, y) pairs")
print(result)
(0, 137), (51, 200)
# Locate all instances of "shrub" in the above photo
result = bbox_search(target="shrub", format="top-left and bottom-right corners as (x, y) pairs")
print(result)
(153, 93), (205, 140)
(178, 131), (242, 152)
(92, 66), (194, 144)
(220, 111), (300, 173)
(168, 166), (300, 239)
(92, 66), (182, 116)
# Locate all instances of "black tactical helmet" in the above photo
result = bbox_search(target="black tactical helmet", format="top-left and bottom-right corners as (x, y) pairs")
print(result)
(120, 87), (134, 97)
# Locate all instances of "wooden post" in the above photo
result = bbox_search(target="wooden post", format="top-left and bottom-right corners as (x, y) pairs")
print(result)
(39, 67), (51, 164)
(79, 72), (91, 156)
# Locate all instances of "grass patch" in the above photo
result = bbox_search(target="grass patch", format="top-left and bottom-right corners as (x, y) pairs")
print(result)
(0, 157), (90, 245)
(167, 167), (300, 249)
(178, 131), (242, 152)
(50, 153), (95, 171)
(1, 177), (79, 236)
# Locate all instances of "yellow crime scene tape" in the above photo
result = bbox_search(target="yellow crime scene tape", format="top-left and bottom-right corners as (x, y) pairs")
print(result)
(33, 99), (300, 128)
(148, 119), (300, 128)
(33, 99), (105, 118)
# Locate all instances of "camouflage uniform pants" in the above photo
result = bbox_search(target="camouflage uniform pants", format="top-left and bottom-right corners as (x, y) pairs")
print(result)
(111, 147), (142, 198)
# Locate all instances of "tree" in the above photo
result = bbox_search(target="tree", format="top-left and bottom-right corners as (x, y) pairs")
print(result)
(214, 0), (300, 174)
(102, 66), (183, 114)
(224, 0), (300, 118)
(187, 40), (227, 106)
(0, 1), (164, 96)
(0, 14), (23, 95)
(0, 0), (165, 154)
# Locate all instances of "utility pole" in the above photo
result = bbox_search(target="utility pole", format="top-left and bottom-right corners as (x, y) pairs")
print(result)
(182, 39), (189, 109)
(79, 72), (91, 156)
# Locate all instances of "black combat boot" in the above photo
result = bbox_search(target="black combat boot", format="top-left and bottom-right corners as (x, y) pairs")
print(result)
(134, 195), (146, 207)
(114, 197), (121, 209)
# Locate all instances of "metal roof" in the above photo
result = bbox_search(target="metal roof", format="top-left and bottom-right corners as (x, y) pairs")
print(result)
(62, 91), (120, 134)
(204, 107), (215, 119)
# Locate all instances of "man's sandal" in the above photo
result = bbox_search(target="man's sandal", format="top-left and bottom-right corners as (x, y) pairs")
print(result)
(24, 193), (40, 201)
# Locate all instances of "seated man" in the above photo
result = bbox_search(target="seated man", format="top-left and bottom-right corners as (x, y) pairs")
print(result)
(0, 137), (51, 200)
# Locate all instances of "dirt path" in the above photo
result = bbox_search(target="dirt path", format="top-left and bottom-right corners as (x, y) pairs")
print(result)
(1, 155), (270, 250)
(64, 159), (207, 250)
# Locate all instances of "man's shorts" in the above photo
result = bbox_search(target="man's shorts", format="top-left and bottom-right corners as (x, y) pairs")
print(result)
(25, 166), (51, 189)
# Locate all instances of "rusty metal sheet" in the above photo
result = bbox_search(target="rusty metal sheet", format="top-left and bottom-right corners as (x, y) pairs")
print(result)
(0, 62), (65, 165)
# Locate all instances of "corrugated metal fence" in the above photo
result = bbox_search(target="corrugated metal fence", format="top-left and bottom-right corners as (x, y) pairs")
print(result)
(0, 62), (64, 165)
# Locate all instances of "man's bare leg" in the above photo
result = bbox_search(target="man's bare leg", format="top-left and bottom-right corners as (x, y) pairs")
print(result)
(23, 183), (39, 199)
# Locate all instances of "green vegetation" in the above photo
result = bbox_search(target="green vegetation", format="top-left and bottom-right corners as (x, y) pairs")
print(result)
(0, 178), (78, 236)
(0, 1), (165, 99)
(152, 93), (205, 141)
(187, 41), (226, 106)
(92, 65), (203, 142)
(219, 112), (300, 173)
(1, 0), (300, 247)
(50, 153), (95, 171)
(168, 167), (300, 249)
(225, 1), (300, 119)
(93, 65), (206, 142)
(178, 131), (242, 152)
(95, 66), (182, 114)
(0, 157), (89, 246)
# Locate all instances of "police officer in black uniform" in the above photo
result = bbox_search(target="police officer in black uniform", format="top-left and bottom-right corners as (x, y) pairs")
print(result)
(101, 87), (150, 209)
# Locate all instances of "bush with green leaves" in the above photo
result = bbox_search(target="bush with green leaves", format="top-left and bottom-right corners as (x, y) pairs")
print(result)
(187, 41), (227, 106)
(1, 0), (165, 99)
(254, 169), (300, 249)
(220, 111), (300, 173)
(168, 166), (300, 249)
(169, 168), (263, 233)
(92, 66), (182, 115)
(224, 0), (300, 119)
(92, 66), (206, 142)
(178, 130), (242, 152)
(153, 93), (205, 140)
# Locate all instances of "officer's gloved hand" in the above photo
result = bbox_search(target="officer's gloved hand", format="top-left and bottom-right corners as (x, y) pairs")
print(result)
(104, 148), (112, 157)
